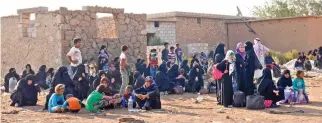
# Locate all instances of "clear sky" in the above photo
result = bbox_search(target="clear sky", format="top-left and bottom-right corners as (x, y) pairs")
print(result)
(0, 0), (267, 17)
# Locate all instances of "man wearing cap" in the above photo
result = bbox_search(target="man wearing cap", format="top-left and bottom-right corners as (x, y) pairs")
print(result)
(134, 76), (161, 110)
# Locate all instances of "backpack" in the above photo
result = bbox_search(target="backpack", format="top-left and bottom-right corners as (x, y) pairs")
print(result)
(233, 91), (246, 107)
(9, 77), (18, 93)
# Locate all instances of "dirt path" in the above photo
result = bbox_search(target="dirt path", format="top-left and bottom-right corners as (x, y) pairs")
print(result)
(1, 78), (322, 123)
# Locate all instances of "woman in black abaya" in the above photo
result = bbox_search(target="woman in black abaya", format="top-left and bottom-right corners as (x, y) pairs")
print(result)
(73, 64), (90, 101)
(244, 41), (256, 96)
(214, 43), (225, 64)
(36, 65), (49, 89)
(258, 67), (281, 107)
(22, 64), (35, 78)
(216, 50), (235, 107)
(235, 42), (246, 93)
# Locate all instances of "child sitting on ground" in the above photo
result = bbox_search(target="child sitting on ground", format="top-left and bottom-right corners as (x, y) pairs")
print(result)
(292, 70), (309, 104)
(86, 85), (107, 113)
(121, 85), (136, 108)
(48, 84), (65, 113)
(61, 94), (82, 113)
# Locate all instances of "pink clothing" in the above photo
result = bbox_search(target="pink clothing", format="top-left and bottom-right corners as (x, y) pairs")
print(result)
(253, 39), (269, 57)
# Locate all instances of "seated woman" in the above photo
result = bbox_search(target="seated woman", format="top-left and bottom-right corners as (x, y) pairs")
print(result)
(10, 75), (40, 107)
(133, 71), (145, 90)
(73, 64), (90, 101)
(258, 68), (281, 107)
(277, 70), (293, 103)
(166, 64), (180, 92)
(180, 60), (190, 75)
(107, 64), (122, 94)
(294, 52), (306, 69)
(4, 68), (20, 93)
(22, 64), (35, 79)
(48, 84), (66, 113)
(155, 63), (171, 93)
(36, 65), (49, 90)
(43, 66), (76, 110)
(186, 63), (204, 93)
(176, 69), (188, 88)
(46, 68), (55, 89)
(134, 76), (161, 110)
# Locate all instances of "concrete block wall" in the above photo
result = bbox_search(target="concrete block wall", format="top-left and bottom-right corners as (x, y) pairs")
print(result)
(147, 21), (176, 44)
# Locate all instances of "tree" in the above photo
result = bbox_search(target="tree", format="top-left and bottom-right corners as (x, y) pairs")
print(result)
(253, 0), (322, 19)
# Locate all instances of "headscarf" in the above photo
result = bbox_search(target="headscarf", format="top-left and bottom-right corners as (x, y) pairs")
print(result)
(245, 41), (254, 52)
(98, 45), (109, 64)
(236, 42), (246, 59)
(36, 65), (47, 82)
(277, 69), (292, 88)
(259, 67), (272, 81)
(52, 66), (74, 87)
(47, 68), (54, 78)
(253, 38), (268, 57)
(225, 50), (236, 75)
(158, 63), (168, 73)
(214, 43), (225, 56)
(208, 50), (214, 59)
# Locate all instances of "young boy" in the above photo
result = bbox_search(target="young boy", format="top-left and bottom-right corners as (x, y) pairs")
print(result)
(121, 85), (136, 108)
(134, 76), (161, 110)
(48, 84), (65, 113)
(61, 94), (82, 113)
(86, 85), (106, 113)
(149, 49), (158, 77)
(168, 46), (176, 65)
(175, 43), (183, 64)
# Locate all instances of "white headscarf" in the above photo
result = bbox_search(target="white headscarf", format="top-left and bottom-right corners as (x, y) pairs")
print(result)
(225, 50), (235, 75)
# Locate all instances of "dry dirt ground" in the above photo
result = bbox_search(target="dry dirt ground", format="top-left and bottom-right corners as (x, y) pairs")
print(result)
(1, 77), (322, 123)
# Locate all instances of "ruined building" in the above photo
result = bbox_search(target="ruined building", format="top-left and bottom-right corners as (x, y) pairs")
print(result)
(1, 6), (147, 77)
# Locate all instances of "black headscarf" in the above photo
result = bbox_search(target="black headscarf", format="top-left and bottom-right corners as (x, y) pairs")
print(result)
(214, 43), (225, 56)
(167, 64), (179, 82)
(155, 63), (171, 91)
(4, 68), (20, 92)
(190, 53), (200, 69)
(52, 66), (74, 87)
(73, 64), (86, 81)
(158, 63), (168, 73)
(277, 70), (292, 89)
(258, 68), (277, 100)
(47, 68), (54, 78)
(17, 74), (39, 102)
(22, 64), (35, 78)
(133, 71), (145, 90)
(36, 65), (47, 83)
(180, 60), (189, 74)
(245, 41), (254, 52)
(208, 50), (214, 59)
(259, 67), (272, 81)
(93, 70), (107, 89)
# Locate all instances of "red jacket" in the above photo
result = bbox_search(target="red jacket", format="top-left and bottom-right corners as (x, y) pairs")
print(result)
(149, 55), (158, 67)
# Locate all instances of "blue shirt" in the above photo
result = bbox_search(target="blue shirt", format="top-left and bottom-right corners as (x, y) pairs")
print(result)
(48, 93), (65, 113)
(175, 48), (182, 58)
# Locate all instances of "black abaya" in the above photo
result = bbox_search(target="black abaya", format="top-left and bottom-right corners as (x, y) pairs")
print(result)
(244, 41), (256, 96)
(235, 54), (246, 93)
(216, 60), (233, 107)
(258, 68), (281, 104)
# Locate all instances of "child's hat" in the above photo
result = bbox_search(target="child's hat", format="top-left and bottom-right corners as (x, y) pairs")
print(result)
(145, 76), (153, 82)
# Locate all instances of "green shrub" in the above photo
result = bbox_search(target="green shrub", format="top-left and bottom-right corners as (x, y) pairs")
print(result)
(269, 50), (299, 65)
(148, 36), (164, 46)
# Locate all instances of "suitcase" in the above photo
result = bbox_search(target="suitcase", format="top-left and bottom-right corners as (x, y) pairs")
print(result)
(233, 91), (246, 107)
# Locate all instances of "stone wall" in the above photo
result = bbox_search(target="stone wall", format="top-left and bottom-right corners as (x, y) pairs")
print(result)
(186, 43), (208, 56)
(1, 6), (147, 79)
(1, 10), (62, 77)
(146, 21), (176, 44)
(97, 17), (117, 39)
(175, 17), (230, 48)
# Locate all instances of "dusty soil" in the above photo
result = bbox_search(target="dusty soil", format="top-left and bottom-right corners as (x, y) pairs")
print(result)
(1, 77), (322, 123)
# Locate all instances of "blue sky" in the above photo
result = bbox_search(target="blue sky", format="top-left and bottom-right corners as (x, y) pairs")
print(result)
(0, 0), (267, 17)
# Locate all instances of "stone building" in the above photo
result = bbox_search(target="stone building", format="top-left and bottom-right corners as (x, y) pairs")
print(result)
(146, 12), (243, 47)
(227, 16), (322, 52)
(1, 6), (147, 77)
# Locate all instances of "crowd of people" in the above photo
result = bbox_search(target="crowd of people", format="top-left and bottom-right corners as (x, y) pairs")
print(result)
(3, 38), (315, 114)
(294, 47), (322, 70)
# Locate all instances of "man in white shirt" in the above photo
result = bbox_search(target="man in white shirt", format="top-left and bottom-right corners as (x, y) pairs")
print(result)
(119, 45), (129, 95)
(67, 38), (82, 74)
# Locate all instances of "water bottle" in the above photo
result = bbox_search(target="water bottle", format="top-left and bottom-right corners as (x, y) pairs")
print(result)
(128, 96), (133, 112)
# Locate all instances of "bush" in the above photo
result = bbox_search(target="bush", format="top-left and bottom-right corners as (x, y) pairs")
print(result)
(148, 36), (164, 46)
(269, 50), (299, 65)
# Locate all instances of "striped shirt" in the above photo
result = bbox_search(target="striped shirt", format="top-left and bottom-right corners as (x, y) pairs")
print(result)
(168, 52), (176, 63)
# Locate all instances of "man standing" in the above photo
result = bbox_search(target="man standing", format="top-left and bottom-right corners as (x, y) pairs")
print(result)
(67, 38), (82, 74)
(175, 43), (183, 64)
(119, 45), (129, 95)
(161, 43), (169, 63)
